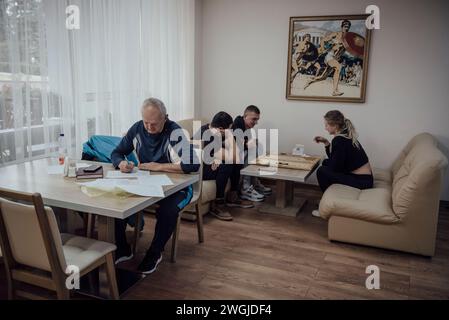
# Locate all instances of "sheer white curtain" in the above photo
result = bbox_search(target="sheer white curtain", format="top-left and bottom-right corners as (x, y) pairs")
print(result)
(0, 0), (59, 165)
(0, 0), (195, 163)
(44, 0), (195, 158)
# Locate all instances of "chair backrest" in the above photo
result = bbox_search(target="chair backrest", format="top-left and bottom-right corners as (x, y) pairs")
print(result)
(0, 189), (67, 274)
(391, 138), (448, 219)
(82, 135), (138, 165)
(391, 133), (438, 177)
(177, 118), (209, 140)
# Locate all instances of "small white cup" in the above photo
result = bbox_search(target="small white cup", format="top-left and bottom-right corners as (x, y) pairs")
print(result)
(292, 144), (305, 156)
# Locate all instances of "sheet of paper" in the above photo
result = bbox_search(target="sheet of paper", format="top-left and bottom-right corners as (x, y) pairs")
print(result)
(117, 184), (164, 197)
(78, 178), (164, 197)
(137, 174), (173, 186)
(106, 169), (149, 179)
(78, 179), (123, 191)
(47, 165), (64, 175)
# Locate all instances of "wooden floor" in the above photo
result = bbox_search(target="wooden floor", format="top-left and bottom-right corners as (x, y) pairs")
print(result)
(1, 186), (449, 300)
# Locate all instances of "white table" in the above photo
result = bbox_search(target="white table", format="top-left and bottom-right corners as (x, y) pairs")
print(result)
(0, 158), (199, 243)
(240, 163), (319, 217)
(0, 158), (199, 298)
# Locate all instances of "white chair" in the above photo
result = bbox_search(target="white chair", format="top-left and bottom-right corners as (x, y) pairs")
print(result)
(0, 188), (119, 300)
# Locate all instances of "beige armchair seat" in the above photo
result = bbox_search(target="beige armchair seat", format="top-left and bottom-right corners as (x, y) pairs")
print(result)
(0, 189), (119, 299)
(319, 133), (448, 256)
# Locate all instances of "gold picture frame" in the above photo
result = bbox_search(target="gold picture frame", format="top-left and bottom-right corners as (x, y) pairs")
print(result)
(286, 14), (372, 103)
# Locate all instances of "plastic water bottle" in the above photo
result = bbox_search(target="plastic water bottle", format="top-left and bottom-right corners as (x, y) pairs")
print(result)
(58, 133), (67, 165)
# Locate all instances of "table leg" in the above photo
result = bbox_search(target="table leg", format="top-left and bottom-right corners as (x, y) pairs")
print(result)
(97, 216), (115, 244)
(259, 180), (307, 217)
(88, 216), (113, 298)
(275, 180), (294, 208)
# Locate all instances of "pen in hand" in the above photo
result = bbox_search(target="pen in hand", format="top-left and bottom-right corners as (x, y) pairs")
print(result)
(119, 156), (135, 173)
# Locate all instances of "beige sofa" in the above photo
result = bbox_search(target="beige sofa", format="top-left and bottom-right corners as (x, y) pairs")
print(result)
(319, 133), (448, 256)
(177, 118), (230, 220)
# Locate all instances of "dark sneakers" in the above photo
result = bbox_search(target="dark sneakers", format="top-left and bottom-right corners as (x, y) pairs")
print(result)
(226, 197), (254, 208)
(210, 205), (233, 221)
(115, 243), (134, 265)
(137, 251), (163, 274)
(226, 191), (254, 208)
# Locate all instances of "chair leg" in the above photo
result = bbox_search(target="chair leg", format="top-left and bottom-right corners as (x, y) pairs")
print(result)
(6, 272), (15, 300)
(55, 284), (70, 300)
(195, 203), (204, 243)
(132, 211), (143, 256)
(170, 214), (182, 263)
(105, 253), (120, 300)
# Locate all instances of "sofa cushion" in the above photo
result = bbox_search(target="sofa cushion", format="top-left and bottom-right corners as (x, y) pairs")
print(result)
(372, 167), (392, 189)
(319, 184), (399, 224)
(373, 167), (392, 183)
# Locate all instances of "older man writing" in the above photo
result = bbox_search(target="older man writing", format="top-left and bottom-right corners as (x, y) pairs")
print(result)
(111, 98), (199, 274)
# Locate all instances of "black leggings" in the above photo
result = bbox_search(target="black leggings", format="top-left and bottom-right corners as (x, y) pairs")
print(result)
(203, 164), (240, 198)
(317, 165), (373, 192)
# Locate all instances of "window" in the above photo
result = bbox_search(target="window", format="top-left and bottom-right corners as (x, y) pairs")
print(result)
(0, 0), (60, 163)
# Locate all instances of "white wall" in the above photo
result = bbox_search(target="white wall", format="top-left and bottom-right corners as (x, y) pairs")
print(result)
(198, 0), (449, 200)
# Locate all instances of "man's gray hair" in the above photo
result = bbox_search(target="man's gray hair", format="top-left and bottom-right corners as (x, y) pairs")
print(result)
(141, 98), (167, 118)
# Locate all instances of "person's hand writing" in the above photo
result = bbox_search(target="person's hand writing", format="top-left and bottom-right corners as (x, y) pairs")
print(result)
(118, 160), (134, 173)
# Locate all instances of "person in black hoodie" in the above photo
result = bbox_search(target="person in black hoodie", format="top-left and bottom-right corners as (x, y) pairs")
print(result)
(312, 110), (373, 217)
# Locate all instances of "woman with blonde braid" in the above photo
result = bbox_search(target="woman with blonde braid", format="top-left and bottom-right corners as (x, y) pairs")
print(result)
(312, 110), (373, 216)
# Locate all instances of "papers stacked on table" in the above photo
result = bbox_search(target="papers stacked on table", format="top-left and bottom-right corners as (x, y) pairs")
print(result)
(78, 173), (174, 198)
(105, 168), (149, 179)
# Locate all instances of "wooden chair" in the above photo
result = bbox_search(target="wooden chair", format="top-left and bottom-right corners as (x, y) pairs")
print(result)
(170, 147), (204, 262)
(134, 147), (204, 262)
(0, 188), (119, 300)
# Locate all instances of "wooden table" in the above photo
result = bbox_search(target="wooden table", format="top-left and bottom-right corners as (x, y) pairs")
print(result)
(0, 158), (198, 243)
(0, 158), (199, 297)
(240, 163), (320, 217)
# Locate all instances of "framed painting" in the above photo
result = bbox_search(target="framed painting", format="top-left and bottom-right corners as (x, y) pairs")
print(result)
(286, 15), (372, 103)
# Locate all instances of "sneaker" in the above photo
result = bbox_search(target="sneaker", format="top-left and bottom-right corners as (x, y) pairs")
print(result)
(137, 251), (163, 274)
(210, 205), (233, 221)
(240, 185), (265, 202)
(225, 191), (254, 208)
(115, 243), (134, 265)
(312, 210), (321, 218)
(226, 198), (254, 208)
(254, 179), (272, 195)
